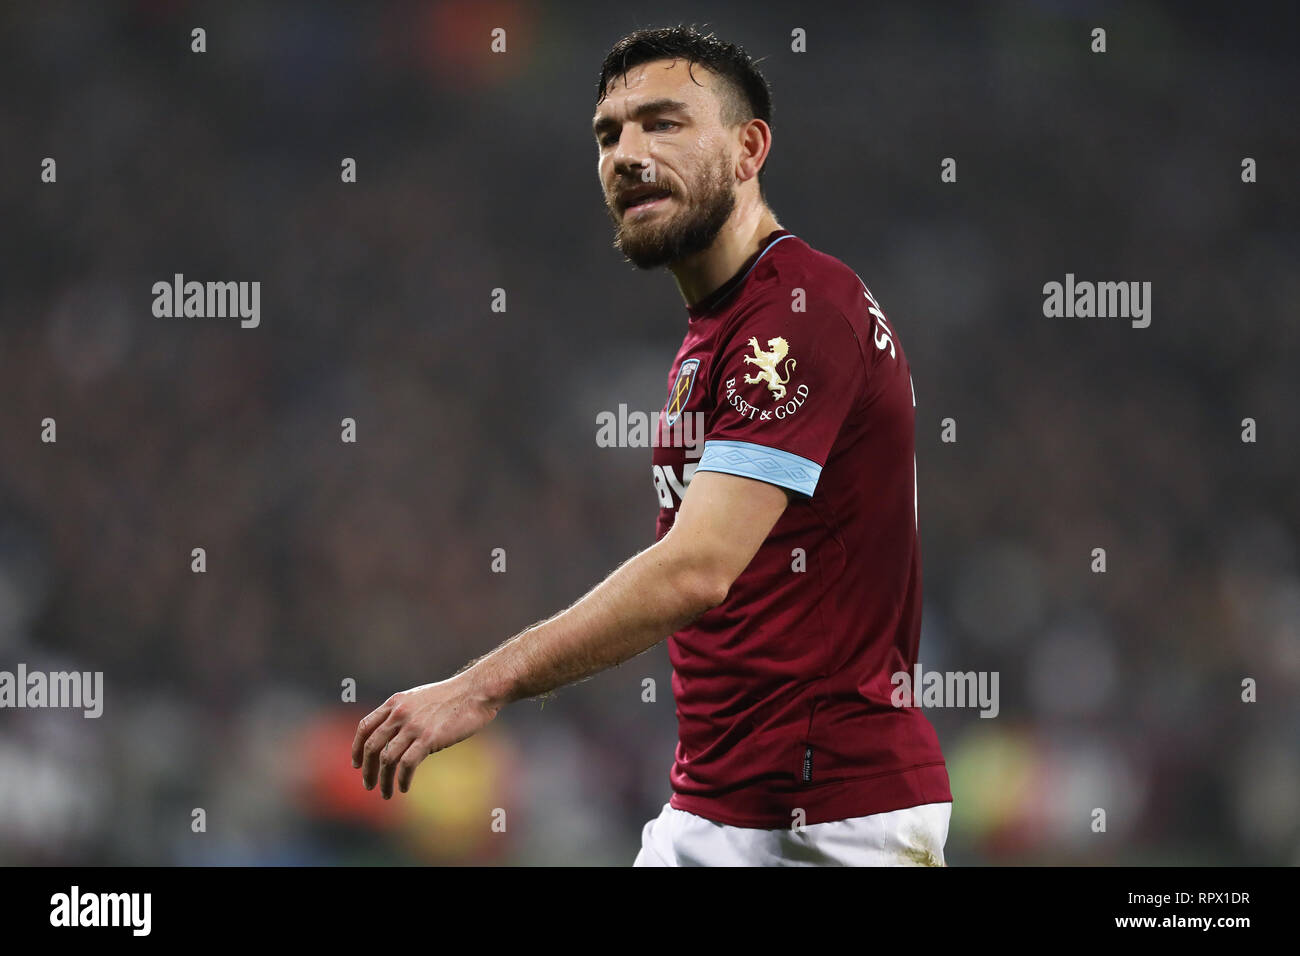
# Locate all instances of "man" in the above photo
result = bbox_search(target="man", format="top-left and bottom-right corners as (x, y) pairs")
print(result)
(352, 25), (952, 866)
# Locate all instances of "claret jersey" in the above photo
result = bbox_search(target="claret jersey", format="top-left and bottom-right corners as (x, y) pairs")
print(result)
(651, 229), (951, 828)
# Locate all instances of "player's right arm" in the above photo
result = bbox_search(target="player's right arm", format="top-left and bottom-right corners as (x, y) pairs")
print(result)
(351, 468), (789, 798)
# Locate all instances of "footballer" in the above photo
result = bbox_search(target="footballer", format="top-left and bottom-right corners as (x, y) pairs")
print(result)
(352, 25), (952, 866)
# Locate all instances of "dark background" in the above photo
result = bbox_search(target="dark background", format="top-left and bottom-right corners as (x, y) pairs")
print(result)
(0, 0), (1296, 865)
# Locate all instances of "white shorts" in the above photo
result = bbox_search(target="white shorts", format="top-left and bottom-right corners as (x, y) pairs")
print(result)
(633, 800), (951, 866)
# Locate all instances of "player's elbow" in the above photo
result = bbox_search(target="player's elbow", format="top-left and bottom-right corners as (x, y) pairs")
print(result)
(656, 526), (739, 617)
(673, 564), (733, 617)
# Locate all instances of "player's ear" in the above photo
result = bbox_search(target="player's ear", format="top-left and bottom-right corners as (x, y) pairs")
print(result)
(735, 120), (770, 185)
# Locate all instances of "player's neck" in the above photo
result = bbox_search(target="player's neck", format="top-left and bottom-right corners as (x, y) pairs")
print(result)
(670, 203), (782, 309)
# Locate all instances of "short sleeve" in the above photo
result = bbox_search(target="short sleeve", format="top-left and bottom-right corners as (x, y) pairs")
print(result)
(696, 296), (865, 498)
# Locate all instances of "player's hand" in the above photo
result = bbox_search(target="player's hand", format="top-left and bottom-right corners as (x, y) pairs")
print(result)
(352, 675), (500, 799)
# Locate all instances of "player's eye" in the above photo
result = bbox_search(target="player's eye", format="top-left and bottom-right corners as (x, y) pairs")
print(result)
(597, 119), (675, 148)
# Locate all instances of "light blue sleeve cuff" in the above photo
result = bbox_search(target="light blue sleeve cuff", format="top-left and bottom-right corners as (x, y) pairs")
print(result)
(695, 439), (822, 497)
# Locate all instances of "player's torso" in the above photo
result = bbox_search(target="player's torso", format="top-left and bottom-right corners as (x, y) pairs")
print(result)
(652, 258), (926, 726)
(648, 239), (947, 823)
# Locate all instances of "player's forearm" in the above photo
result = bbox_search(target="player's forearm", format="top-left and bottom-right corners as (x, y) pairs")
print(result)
(459, 536), (727, 708)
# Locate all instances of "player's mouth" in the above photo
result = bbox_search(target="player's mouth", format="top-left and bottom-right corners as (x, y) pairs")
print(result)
(620, 186), (673, 216)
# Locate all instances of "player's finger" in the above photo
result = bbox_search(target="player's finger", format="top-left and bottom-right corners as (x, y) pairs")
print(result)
(397, 733), (435, 794)
(352, 701), (393, 768)
(379, 729), (419, 799)
(361, 715), (405, 790)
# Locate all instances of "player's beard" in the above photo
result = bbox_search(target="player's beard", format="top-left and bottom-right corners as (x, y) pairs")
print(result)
(609, 153), (736, 270)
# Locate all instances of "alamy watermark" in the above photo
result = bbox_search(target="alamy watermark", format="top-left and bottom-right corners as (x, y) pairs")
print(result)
(1042, 273), (1151, 328)
(0, 664), (103, 718)
(595, 404), (704, 453)
(152, 273), (260, 328)
(891, 663), (999, 718)
(50, 886), (150, 936)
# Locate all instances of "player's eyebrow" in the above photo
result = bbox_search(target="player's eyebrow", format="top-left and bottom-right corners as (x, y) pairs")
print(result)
(592, 97), (690, 138)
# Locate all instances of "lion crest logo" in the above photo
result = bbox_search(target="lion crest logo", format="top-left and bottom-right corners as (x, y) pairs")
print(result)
(743, 336), (797, 400)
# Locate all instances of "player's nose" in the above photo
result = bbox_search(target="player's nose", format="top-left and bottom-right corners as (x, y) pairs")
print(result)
(611, 124), (653, 175)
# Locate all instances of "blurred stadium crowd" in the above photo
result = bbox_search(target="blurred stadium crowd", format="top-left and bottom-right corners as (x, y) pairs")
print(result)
(0, 2), (1296, 864)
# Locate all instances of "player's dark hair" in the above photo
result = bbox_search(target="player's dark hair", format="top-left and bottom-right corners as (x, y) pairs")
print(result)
(596, 25), (773, 193)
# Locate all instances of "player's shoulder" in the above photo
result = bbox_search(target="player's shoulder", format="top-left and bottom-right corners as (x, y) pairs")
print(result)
(740, 233), (878, 339)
